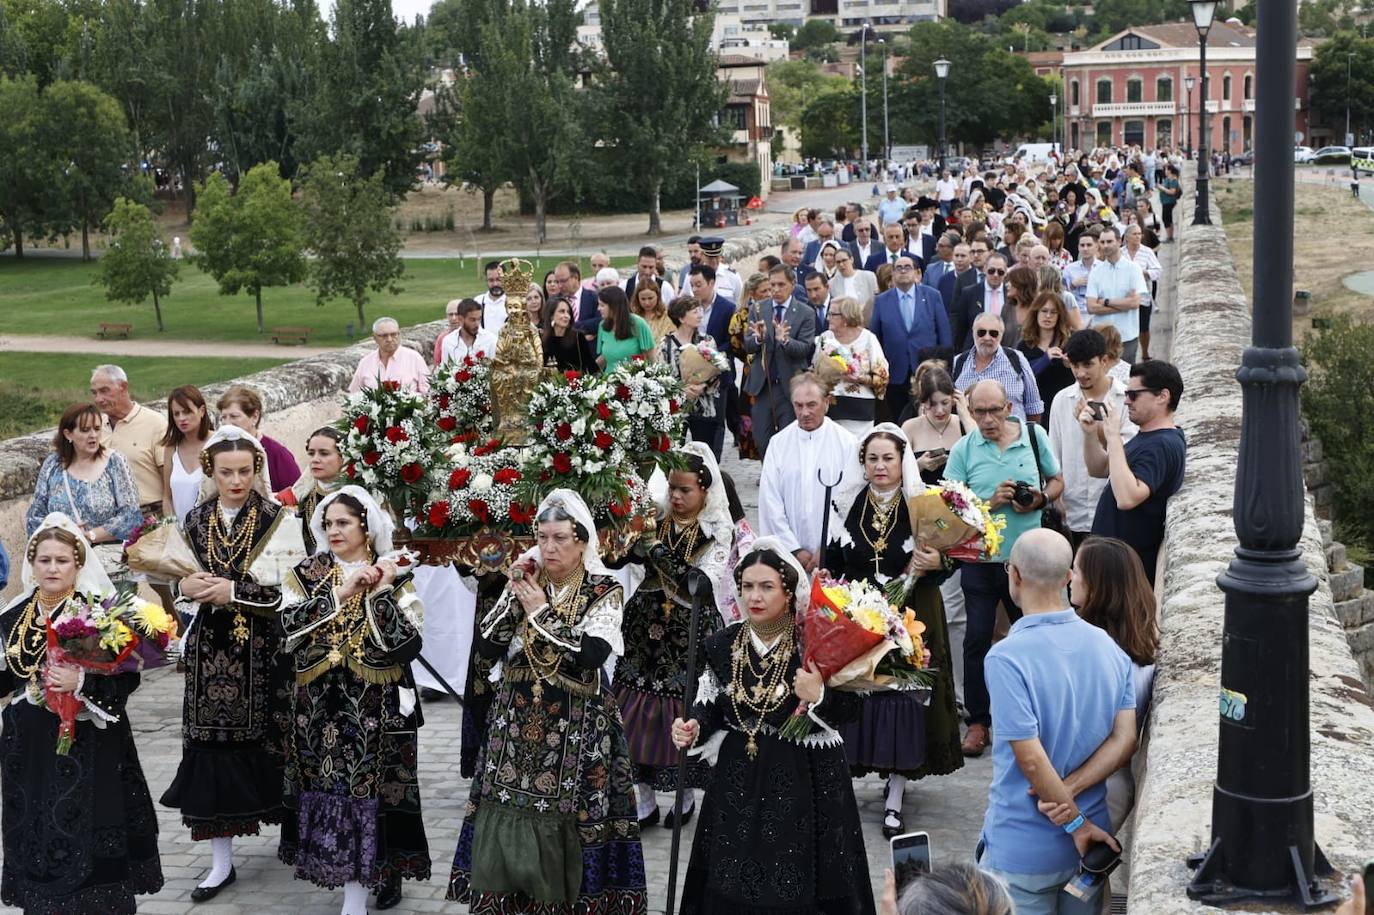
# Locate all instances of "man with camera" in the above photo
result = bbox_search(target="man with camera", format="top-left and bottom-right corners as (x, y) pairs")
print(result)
(944, 379), (1064, 757)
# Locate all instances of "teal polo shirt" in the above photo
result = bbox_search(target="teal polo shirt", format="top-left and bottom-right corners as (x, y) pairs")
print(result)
(945, 418), (1059, 561)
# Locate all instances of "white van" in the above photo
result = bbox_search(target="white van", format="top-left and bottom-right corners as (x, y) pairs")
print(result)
(1353, 146), (1374, 175)
(1013, 142), (1058, 164)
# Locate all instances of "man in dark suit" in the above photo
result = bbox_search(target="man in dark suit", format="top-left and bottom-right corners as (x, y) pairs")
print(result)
(951, 252), (1011, 350)
(801, 217), (840, 269)
(865, 223), (920, 274)
(686, 264), (737, 456)
(554, 260), (601, 333)
(922, 232), (958, 292)
(851, 217), (878, 269)
(936, 241), (979, 312)
(743, 265), (816, 456)
(780, 237), (810, 303)
(840, 203), (863, 243)
(869, 254), (950, 420)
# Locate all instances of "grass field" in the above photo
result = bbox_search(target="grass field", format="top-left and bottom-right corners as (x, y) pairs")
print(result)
(0, 255), (632, 347)
(0, 352), (289, 439)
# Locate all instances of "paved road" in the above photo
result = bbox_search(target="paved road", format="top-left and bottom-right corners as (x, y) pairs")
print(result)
(0, 334), (334, 359)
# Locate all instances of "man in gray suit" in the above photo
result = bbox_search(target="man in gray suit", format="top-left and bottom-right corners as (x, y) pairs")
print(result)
(743, 265), (817, 457)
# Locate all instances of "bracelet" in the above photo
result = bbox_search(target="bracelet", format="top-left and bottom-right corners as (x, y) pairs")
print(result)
(1063, 813), (1086, 834)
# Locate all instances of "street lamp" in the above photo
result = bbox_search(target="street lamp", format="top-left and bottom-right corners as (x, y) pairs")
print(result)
(1050, 92), (1058, 154)
(881, 39), (890, 166)
(860, 24), (872, 179)
(1190, 0), (1216, 225)
(1183, 0), (1338, 901)
(1184, 74), (1195, 159)
(934, 57), (950, 173)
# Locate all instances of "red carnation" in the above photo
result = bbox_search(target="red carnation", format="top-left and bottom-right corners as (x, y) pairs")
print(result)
(428, 501), (450, 528)
(455, 370), (472, 383)
(616, 384), (631, 401)
(555, 422), (573, 442)
(609, 498), (630, 518)
(449, 468), (471, 490)
(552, 452), (573, 474)
(494, 467), (521, 485)
(385, 426), (408, 444)
(353, 415), (370, 433)
(509, 502), (536, 525)
(564, 370), (582, 383)
(400, 462), (424, 484)
(540, 469), (552, 482)
(463, 355), (476, 367)
(439, 394), (451, 410)
(383, 380), (401, 391)
(345, 462), (357, 479)
(596, 402), (612, 421)
(468, 499), (491, 523)
(656, 434), (672, 452)
(594, 431), (613, 449)
(668, 399), (679, 414)
(473, 438), (501, 456)
(363, 451), (382, 466)
(456, 430), (478, 444)
(437, 416), (457, 432)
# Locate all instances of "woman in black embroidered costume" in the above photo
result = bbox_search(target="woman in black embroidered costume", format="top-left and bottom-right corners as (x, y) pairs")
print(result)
(822, 424), (963, 840)
(671, 538), (875, 915)
(614, 443), (732, 829)
(0, 514), (163, 914)
(161, 426), (306, 901)
(447, 488), (648, 914)
(278, 486), (430, 915)
(276, 426), (345, 555)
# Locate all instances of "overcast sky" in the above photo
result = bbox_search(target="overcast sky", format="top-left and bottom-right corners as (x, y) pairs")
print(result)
(321, 0), (436, 23)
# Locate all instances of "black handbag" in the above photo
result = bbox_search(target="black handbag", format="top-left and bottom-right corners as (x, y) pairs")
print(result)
(1026, 420), (1068, 536)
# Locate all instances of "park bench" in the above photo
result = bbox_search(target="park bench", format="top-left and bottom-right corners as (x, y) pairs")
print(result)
(97, 322), (133, 339)
(271, 326), (313, 345)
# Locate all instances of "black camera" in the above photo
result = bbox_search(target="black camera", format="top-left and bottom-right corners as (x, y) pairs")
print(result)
(1011, 481), (1040, 508)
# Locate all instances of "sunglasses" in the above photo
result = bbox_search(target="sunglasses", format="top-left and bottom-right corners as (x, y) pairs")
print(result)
(1124, 387), (1160, 401)
(976, 328), (1001, 338)
(986, 268), (1006, 276)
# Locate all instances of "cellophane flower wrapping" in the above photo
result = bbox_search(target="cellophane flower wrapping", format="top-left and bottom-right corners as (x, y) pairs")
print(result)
(676, 342), (729, 386)
(124, 516), (202, 582)
(886, 480), (1008, 606)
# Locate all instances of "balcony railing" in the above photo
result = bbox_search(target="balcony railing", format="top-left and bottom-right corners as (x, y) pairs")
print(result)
(1090, 101), (1178, 117)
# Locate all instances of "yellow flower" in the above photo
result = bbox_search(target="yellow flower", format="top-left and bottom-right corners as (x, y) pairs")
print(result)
(822, 585), (852, 611)
(852, 606), (887, 636)
(829, 354), (849, 372)
(133, 599), (178, 636)
(100, 620), (135, 653)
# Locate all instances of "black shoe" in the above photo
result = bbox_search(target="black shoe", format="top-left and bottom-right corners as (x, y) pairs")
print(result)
(375, 873), (403, 910)
(881, 808), (905, 839)
(190, 867), (236, 903)
(419, 687), (446, 702)
(664, 804), (694, 830)
(638, 807), (660, 829)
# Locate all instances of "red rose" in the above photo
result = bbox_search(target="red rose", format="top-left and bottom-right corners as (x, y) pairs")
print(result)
(454, 370), (472, 383)
(345, 462), (357, 479)
(656, 434), (671, 452)
(494, 467), (521, 485)
(363, 451), (382, 466)
(439, 394), (451, 410)
(428, 501), (450, 528)
(564, 370), (582, 383)
(353, 415), (370, 433)
(449, 468), (471, 490)
(463, 355), (476, 367)
(509, 502), (536, 524)
(552, 452), (573, 474)
(400, 462), (423, 484)
(594, 431), (613, 449)
(616, 384), (631, 401)
(596, 402), (612, 421)
(468, 499), (491, 523)
(385, 426), (408, 444)
(555, 422), (573, 442)
(437, 416), (457, 431)
(383, 380), (401, 391)
(540, 469), (551, 482)
(668, 399), (679, 414)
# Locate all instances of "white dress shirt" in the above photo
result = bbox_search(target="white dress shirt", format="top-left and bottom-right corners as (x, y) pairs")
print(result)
(1047, 378), (1138, 532)
(475, 293), (509, 339)
(440, 327), (499, 365)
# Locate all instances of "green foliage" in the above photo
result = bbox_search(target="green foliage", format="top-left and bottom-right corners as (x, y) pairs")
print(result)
(42, 78), (132, 260)
(298, 153), (404, 327)
(791, 18), (840, 50)
(595, 0), (727, 233)
(95, 197), (178, 331)
(800, 86), (860, 158)
(768, 22), (795, 42)
(1298, 0), (1358, 37)
(767, 59), (848, 134)
(189, 163), (306, 335)
(1303, 315), (1374, 548)
(0, 74), (50, 255)
(1309, 32), (1374, 139)
(538, 159), (759, 215)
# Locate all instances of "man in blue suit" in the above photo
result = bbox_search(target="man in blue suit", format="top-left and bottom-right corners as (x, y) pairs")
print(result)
(922, 232), (957, 292)
(870, 254), (951, 420)
(686, 264), (737, 457)
(865, 222), (921, 274)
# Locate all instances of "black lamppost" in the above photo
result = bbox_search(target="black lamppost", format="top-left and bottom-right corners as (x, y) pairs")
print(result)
(1184, 74), (1195, 159)
(935, 57), (950, 172)
(1191, 0), (1216, 225)
(1184, 0), (1338, 903)
(1050, 91), (1058, 154)
(881, 39), (890, 165)
(860, 25), (869, 179)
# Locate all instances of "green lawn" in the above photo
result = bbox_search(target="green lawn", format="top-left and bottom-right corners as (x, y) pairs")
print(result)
(0, 352), (289, 439)
(0, 255), (632, 347)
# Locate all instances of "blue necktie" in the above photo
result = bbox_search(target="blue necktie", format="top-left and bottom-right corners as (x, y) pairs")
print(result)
(774, 303), (785, 324)
(900, 291), (914, 329)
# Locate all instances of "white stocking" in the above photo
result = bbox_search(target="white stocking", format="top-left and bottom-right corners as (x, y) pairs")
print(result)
(885, 775), (908, 813)
(200, 836), (234, 888)
(675, 789), (695, 814)
(635, 782), (657, 819)
(341, 880), (369, 915)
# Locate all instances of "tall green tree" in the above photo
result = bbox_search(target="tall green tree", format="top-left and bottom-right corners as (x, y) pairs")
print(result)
(44, 79), (133, 260)
(768, 58), (849, 134)
(0, 74), (56, 256)
(432, 79), (508, 231)
(141, 0), (219, 217)
(1310, 32), (1374, 142)
(596, 0), (725, 234)
(189, 163), (306, 334)
(799, 85), (860, 158)
(96, 196), (178, 331)
(298, 153), (404, 327)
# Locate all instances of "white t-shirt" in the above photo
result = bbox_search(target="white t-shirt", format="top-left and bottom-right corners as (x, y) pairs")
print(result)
(935, 178), (958, 202)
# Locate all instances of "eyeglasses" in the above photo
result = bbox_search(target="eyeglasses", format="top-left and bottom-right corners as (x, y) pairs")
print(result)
(1123, 387), (1160, 401)
(985, 268), (1006, 276)
(972, 406), (1006, 417)
(976, 328), (1001, 338)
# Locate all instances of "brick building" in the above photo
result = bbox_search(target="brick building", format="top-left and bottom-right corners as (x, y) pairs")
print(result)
(1059, 21), (1314, 157)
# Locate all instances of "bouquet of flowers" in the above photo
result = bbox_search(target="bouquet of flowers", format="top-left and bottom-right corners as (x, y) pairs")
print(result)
(813, 340), (860, 389)
(606, 358), (688, 472)
(780, 575), (933, 740)
(431, 353), (495, 443)
(420, 439), (536, 535)
(520, 370), (636, 511)
(124, 515), (201, 582)
(338, 381), (444, 522)
(676, 339), (730, 386)
(44, 587), (178, 753)
(886, 480), (1005, 605)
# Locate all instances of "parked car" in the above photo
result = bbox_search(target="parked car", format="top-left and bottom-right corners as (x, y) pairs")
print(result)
(946, 156), (974, 175)
(1294, 146), (1315, 163)
(1313, 145), (1352, 164)
(1229, 150), (1255, 167)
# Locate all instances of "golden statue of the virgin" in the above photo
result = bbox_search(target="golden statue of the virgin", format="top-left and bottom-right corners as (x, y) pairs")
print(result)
(490, 258), (543, 445)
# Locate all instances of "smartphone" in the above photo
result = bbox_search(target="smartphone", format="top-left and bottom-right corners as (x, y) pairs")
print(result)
(1087, 400), (1107, 421)
(1363, 858), (1374, 915)
(1063, 840), (1121, 903)
(890, 831), (931, 896)
(926, 448), (947, 460)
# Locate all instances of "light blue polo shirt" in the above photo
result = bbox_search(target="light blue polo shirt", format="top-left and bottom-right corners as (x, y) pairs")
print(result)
(1085, 254), (1148, 342)
(944, 418), (1059, 561)
(979, 609), (1135, 875)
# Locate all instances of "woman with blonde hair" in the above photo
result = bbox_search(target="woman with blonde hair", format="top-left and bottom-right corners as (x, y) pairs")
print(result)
(632, 277), (676, 344)
(1017, 291), (1077, 425)
(812, 296), (888, 437)
(216, 384), (300, 491)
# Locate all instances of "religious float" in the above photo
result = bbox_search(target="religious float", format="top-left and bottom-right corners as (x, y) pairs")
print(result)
(335, 258), (688, 572)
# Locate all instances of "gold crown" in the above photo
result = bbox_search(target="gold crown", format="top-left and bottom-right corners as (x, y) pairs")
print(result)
(499, 258), (535, 299)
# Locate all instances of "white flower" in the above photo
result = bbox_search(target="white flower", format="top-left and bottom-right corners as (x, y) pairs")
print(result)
(472, 473), (492, 493)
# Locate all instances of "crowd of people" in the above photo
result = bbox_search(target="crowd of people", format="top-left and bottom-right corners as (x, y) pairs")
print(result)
(0, 147), (1216, 915)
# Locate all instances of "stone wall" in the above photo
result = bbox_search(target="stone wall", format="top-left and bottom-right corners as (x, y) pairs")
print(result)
(1126, 198), (1374, 911)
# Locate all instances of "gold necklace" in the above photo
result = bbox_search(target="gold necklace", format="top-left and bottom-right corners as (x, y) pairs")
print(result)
(5, 589), (72, 681)
(925, 412), (953, 437)
(320, 558), (373, 666)
(207, 500), (259, 643)
(861, 487), (901, 574)
(656, 517), (702, 621)
(728, 620), (795, 759)
(521, 565), (587, 699)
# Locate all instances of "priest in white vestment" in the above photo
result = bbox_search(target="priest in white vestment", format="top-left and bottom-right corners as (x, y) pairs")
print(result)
(757, 373), (865, 572)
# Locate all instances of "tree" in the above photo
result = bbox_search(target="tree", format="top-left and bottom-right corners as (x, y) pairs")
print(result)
(189, 163), (306, 335)
(768, 59), (848, 135)
(1309, 32), (1374, 142)
(298, 153), (404, 328)
(43, 79), (133, 260)
(799, 85), (860, 158)
(792, 19), (839, 51)
(596, 0), (726, 234)
(768, 22), (794, 42)
(95, 196), (178, 331)
(0, 74), (56, 256)
(433, 78), (508, 232)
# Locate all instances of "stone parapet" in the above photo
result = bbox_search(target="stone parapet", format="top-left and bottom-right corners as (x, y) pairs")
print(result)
(1127, 197), (1374, 912)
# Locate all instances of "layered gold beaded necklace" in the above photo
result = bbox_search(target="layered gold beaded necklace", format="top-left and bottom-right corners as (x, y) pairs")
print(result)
(729, 614), (795, 759)
(207, 501), (259, 644)
(656, 515), (702, 620)
(6, 588), (74, 681)
(860, 487), (901, 575)
(522, 565), (586, 700)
